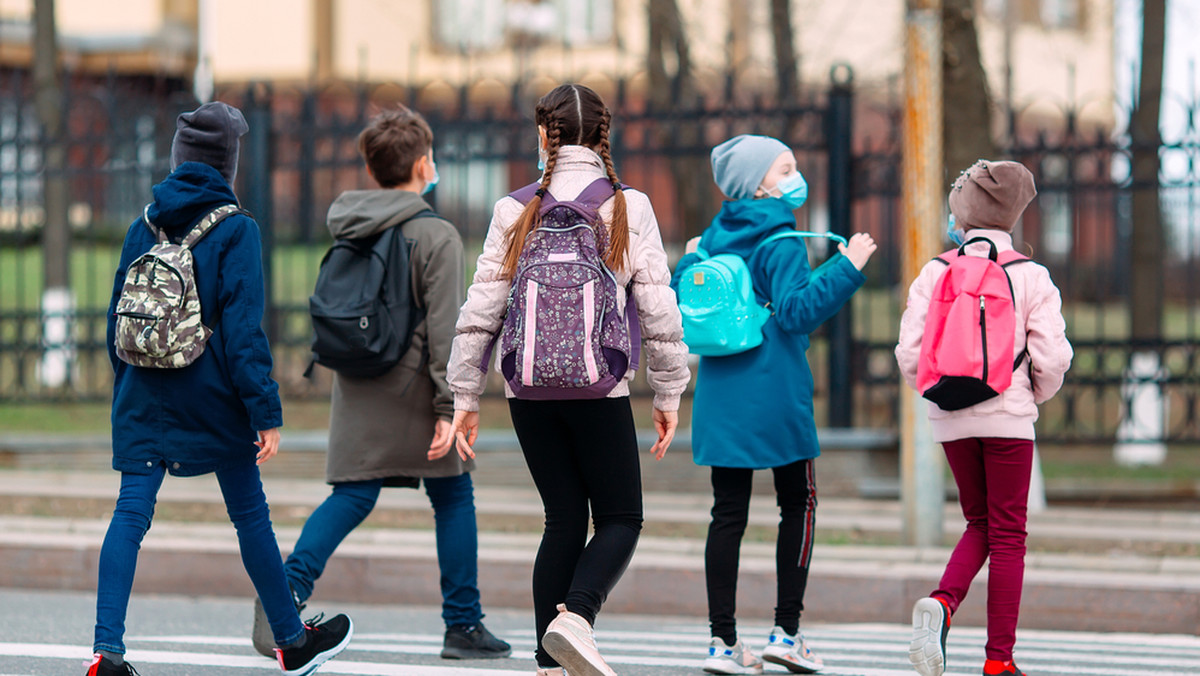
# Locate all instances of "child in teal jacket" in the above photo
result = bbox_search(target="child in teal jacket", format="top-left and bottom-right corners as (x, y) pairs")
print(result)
(671, 134), (876, 674)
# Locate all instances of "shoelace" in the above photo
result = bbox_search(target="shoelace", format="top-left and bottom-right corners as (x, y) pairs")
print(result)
(303, 612), (326, 631)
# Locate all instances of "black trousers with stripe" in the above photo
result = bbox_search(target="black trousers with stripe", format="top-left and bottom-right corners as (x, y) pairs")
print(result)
(705, 459), (817, 643)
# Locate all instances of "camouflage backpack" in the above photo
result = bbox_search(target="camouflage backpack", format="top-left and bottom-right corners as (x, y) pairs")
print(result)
(113, 204), (246, 368)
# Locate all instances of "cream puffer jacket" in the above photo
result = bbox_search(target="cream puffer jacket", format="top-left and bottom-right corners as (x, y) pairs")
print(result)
(895, 229), (1073, 442)
(448, 145), (691, 412)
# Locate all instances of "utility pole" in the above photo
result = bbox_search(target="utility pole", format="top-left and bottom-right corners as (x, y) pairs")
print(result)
(900, 0), (944, 547)
(34, 0), (74, 390)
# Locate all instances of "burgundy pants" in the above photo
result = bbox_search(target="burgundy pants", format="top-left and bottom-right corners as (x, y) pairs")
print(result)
(932, 437), (1033, 661)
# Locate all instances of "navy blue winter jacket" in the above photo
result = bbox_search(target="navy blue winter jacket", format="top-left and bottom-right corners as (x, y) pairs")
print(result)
(106, 162), (283, 476)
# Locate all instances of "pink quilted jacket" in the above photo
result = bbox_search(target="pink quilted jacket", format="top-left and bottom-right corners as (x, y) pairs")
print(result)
(447, 146), (691, 412)
(895, 230), (1073, 442)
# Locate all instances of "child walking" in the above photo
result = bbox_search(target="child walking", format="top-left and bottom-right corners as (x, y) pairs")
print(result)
(251, 107), (511, 662)
(447, 83), (691, 676)
(91, 102), (352, 676)
(671, 134), (876, 675)
(896, 160), (1072, 676)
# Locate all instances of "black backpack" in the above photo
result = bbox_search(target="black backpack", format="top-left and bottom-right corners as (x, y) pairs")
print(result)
(306, 210), (433, 378)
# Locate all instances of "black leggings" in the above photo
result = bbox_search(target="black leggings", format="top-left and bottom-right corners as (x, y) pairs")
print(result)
(508, 397), (643, 668)
(705, 459), (817, 644)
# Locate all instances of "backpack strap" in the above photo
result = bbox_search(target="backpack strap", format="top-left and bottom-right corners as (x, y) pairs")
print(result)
(573, 177), (624, 210)
(746, 229), (850, 303)
(141, 204), (170, 245)
(181, 204), (246, 249)
(754, 229), (849, 255)
(508, 182), (543, 206)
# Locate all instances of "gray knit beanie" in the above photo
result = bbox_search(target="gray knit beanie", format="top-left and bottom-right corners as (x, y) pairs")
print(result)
(170, 101), (249, 184)
(710, 134), (791, 200)
(948, 160), (1037, 232)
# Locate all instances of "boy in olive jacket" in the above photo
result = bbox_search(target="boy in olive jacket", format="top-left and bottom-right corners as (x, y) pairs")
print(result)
(252, 107), (510, 660)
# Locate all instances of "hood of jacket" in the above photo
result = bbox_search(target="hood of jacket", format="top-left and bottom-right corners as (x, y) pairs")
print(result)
(327, 189), (433, 239)
(145, 161), (239, 236)
(699, 197), (799, 258)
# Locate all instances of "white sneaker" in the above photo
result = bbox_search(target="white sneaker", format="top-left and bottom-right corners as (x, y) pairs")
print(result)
(703, 637), (763, 675)
(761, 626), (822, 673)
(909, 597), (950, 676)
(541, 604), (615, 676)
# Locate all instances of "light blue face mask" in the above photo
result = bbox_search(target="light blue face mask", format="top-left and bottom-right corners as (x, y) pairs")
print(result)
(765, 171), (808, 209)
(422, 161), (439, 195)
(537, 143), (547, 172)
(947, 214), (964, 246)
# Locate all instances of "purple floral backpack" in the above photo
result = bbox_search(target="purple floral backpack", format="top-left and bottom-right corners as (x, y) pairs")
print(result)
(484, 177), (640, 400)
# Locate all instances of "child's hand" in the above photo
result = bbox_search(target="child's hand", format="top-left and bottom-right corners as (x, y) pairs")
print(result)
(838, 232), (877, 271)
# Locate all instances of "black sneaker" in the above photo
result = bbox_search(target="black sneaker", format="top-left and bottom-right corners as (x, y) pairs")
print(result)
(252, 584), (307, 658)
(276, 613), (354, 676)
(86, 654), (140, 675)
(441, 621), (513, 659)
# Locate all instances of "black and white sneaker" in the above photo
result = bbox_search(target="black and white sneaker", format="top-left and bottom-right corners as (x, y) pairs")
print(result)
(441, 621), (513, 659)
(910, 597), (950, 676)
(275, 613), (353, 676)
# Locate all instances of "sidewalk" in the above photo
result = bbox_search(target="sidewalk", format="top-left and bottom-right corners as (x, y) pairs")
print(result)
(0, 432), (1198, 635)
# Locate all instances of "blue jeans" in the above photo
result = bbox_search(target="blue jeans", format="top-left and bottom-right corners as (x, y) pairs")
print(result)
(94, 462), (305, 653)
(283, 473), (482, 627)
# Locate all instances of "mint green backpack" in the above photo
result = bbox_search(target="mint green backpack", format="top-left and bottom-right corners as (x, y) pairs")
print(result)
(676, 230), (847, 356)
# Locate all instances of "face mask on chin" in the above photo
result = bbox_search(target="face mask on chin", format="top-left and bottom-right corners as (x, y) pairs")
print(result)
(761, 171), (808, 209)
(422, 159), (439, 196)
(947, 214), (964, 246)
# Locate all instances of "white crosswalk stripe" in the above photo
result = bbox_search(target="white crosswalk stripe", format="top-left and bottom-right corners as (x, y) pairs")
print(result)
(7, 621), (1200, 674)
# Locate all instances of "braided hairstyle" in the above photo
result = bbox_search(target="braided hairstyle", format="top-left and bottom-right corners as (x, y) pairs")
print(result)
(500, 83), (629, 277)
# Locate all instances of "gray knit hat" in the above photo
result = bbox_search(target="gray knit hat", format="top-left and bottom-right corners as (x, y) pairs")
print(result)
(710, 134), (791, 200)
(170, 101), (249, 184)
(948, 160), (1037, 232)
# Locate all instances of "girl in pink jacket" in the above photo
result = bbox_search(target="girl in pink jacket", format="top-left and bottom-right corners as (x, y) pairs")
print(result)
(895, 160), (1072, 676)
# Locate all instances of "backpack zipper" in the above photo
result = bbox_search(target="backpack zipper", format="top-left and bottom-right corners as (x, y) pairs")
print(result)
(979, 296), (989, 382)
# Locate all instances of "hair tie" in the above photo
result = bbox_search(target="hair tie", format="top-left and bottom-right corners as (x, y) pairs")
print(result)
(535, 188), (546, 198)
(612, 181), (622, 192)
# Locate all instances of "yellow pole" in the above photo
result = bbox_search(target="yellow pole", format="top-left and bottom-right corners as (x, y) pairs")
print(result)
(900, 0), (944, 547)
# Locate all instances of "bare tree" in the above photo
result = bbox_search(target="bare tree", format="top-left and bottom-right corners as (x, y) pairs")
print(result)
(34, 0), (74, 389)
(1130, 0), (1166, 342)
(941, 0), (995, 178)
(647, 0), (712, 240)
(770, 0), (799, 105)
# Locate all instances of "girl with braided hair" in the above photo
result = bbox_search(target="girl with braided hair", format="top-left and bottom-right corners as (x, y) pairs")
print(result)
(448, 83), (690, 676)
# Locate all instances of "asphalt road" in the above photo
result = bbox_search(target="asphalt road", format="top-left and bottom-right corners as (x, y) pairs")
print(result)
(5, 588), (1199, 675)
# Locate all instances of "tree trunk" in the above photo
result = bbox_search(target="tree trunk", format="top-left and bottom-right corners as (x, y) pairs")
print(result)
(34, 0), (68, 293)
(647, 0), (712, 241)
(770, 0), (799, 105)
(941, 0), (994, 179)
(34, 0), (75, 390)
(1129, 0), (1166, 343)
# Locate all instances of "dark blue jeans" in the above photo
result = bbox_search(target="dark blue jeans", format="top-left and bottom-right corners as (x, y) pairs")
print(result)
(283, 473), (482, 627)
(94, 462), (305, 653)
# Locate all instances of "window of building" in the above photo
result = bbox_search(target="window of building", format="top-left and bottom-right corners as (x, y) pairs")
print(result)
(435, 0), (614, 52)
(979, 0), (1084, 31)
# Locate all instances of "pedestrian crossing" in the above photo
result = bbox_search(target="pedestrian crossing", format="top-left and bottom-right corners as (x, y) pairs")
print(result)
(6, 621), (1200, 675)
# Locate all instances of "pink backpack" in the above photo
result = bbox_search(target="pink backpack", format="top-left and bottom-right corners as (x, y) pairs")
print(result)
(916, 237), (1029, 411)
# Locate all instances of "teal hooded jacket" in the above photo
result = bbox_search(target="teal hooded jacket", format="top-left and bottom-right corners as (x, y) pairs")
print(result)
(670, 198), (865, 469)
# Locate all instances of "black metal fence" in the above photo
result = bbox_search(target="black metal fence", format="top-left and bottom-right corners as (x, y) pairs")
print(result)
(3, 66), (1199, 445)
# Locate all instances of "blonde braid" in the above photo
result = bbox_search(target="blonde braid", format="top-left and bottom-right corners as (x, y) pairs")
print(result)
(501, 123), (563, 278)
(597, 109), (629, 273)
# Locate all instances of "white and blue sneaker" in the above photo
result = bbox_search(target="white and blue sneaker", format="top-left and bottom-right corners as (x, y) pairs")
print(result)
(703, 637), (763, 675)
(761, 626), (823, 673)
